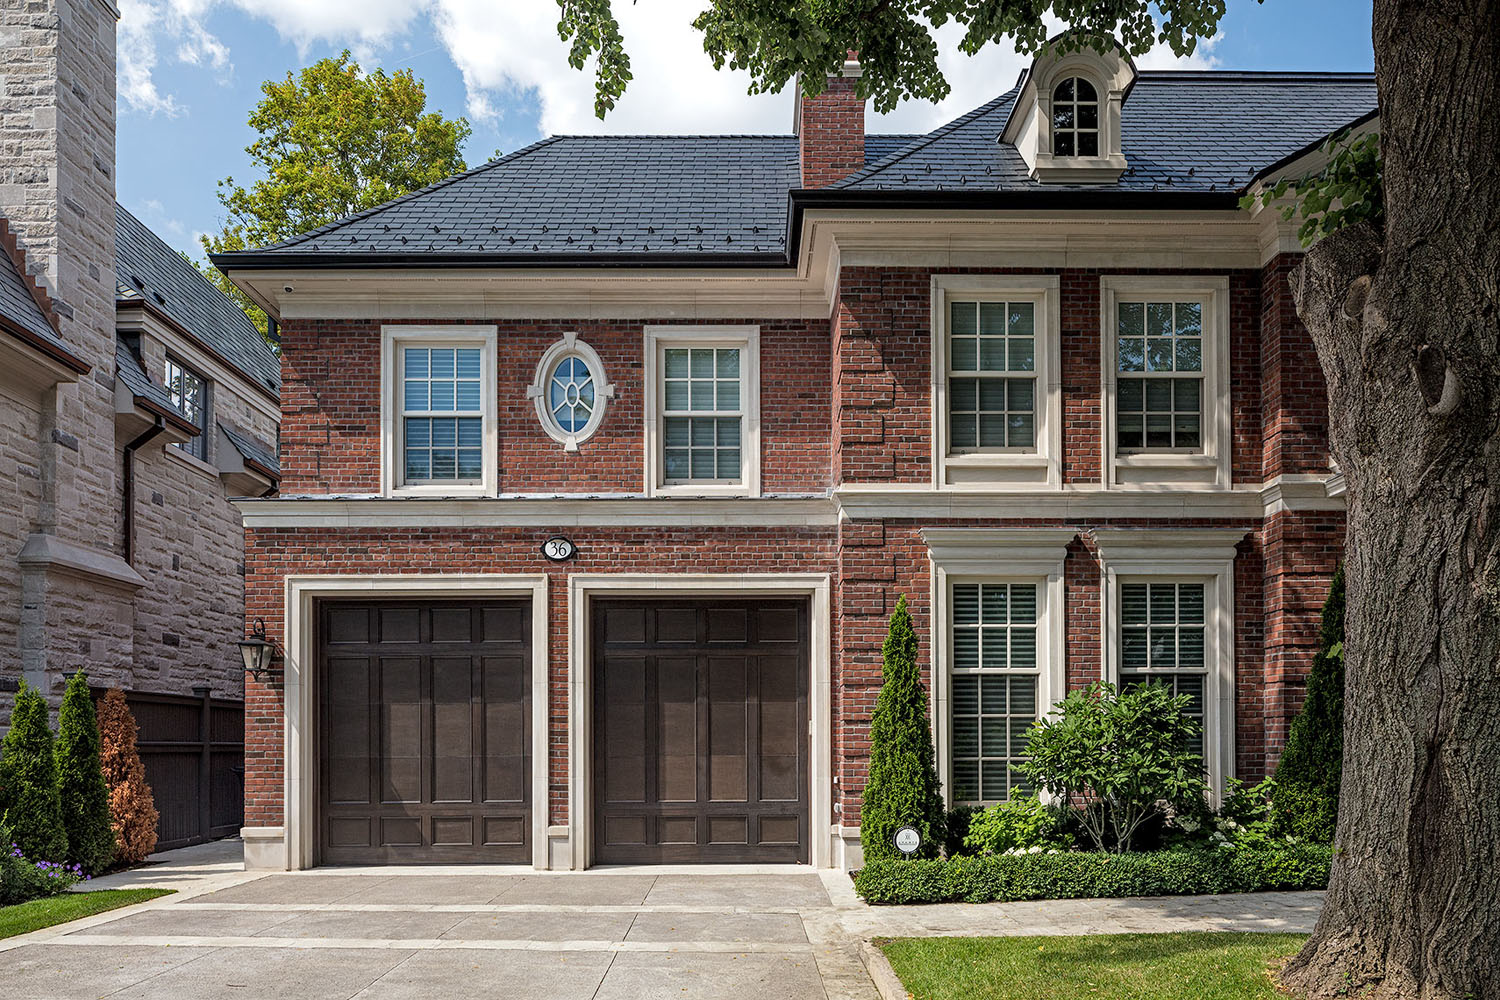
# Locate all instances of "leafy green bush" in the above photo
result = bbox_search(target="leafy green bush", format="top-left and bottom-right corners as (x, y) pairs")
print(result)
(0, 684), (68, 862)
(853, 844), (1333, 905)
(1270, 566), (1345, 843)
(1020, 681), (1208, 853)
(860, 595), (945, 862)
(963, 790), (1069, 856)
(54, 673), (115, 875)
(0, 821), (83, 906)
(942, 805), (978, 859)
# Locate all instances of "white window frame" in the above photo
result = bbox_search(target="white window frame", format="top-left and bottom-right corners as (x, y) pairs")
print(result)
(380, 325), (498, 497)
(923, 528), (1074, 809)
(643, 324), (760, 498)
(931, 275), (1061, 490)
(526, 332), (615, 452)
(1092, 528), (1243, 802)
(1101, 275), (1231, 490)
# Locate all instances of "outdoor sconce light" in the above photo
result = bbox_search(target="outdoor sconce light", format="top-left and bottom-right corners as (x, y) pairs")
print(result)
(238, 618), (281, 684)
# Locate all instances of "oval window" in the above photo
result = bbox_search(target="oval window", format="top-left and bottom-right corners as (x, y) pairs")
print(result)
(530, 335), (613, 450)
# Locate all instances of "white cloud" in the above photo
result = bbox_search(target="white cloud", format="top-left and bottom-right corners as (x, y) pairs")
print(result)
(119, 2), (1226, 135)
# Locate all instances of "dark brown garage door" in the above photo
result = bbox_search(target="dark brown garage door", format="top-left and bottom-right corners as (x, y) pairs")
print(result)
(318, 601), (530, 864)
(594, 599), (808, 864)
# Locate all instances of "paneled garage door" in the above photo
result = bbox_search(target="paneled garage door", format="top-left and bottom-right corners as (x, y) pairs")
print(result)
(593, 599), (809, 864)
(318, 601), (530, 864)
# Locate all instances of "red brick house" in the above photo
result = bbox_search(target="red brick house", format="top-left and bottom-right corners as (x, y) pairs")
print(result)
(213, 43), (1372, 871)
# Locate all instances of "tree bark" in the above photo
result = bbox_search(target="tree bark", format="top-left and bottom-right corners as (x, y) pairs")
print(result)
(1279, 3), (1500, 997)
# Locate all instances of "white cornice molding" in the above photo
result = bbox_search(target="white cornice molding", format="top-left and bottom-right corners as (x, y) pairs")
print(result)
(921, 527), (1077, 570)
(234, 496), (839, 529)
(1090, 526), (1248, 565)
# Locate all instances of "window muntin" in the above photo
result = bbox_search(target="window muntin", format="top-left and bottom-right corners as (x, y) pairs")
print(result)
(1116, 300), (1203, 450)
(661, 346), (742, 483)
(165, 356), (208, 461)
(1051, 77), (1099, 157)
(950, 582), (1039, 804)
(1119, 582), (1208, 759)
(548, 355), (596, 434)
(401, 345), (484, 483)
(948, 300), (1037, 451)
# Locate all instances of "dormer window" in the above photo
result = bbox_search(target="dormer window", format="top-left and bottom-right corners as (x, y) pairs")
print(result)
(1051, 78), (1099, 157)
(1000, 32), (1135, 184)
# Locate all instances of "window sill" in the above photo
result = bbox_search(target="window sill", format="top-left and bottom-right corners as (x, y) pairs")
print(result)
(389, 483), (494, 498)
(944, 453), (1051, 469)
(1114, 452), (1219, 469)
(652, 483), (757, 499)
(163, 443), (218, 480)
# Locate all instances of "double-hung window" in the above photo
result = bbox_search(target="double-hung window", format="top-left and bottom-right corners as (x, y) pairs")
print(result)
(932, 276), (1060, 489)
(644, 325), (760, 496)
(165, 355), (209, 461)
(950, 582), (1040, 802)
(1101, 277), (1229, 488)
(1119, 582), (1208, 759)
(381, 326), (497, 496)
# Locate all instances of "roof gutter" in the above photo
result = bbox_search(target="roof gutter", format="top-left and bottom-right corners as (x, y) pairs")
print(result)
(0, 319), (91, 375)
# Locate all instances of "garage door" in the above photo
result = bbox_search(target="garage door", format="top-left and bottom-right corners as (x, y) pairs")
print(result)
(593, 599), (808, 864)
(318, 601), (530, 864)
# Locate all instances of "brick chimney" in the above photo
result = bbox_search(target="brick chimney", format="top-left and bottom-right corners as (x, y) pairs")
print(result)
(795, 54), (865, 188)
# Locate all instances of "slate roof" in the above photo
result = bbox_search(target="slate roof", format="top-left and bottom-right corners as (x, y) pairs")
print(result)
(115, 336), (194, 428)
(0, 218), (82, 369)
(211, 72), (1376, 268)
(115, 204), (280, 397)
(219, 421), (280, 477)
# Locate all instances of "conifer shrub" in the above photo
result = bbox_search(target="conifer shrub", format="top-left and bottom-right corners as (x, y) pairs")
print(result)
(55, 673), (116, 875)
(0, 684), (68, 862)
(97, 689), (158, 864)
(1271, 565), (1346, 842)
(860, 595), (946, 862)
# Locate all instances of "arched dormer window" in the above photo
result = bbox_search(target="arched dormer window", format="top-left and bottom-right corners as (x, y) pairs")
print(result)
(1051, 77), (1099, 157)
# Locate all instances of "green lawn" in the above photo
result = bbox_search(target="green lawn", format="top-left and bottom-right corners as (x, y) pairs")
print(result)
(879, 932), (1307, 1000)
(0, 888), (173, 940)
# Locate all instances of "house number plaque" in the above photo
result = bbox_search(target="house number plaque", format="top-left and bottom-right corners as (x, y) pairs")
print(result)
(541, 536), (578, 562)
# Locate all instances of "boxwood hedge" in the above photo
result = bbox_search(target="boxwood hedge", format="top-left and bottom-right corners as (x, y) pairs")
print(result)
(853, 845), (1333, 905)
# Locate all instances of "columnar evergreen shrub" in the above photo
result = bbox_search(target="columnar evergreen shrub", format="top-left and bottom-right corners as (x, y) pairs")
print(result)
(860, 595), (945, 862)
(97, 689), (158, 864)
(55, 673), (116, 874)
(0, 684), (68, 862)
(1271, 565), (1345, 842)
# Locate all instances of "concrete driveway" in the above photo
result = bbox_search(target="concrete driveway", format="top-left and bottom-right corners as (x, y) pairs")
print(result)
(0, 851), (876, 1000)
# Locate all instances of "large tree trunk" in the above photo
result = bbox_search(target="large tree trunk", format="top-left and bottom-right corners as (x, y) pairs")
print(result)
(1279, 3), (1500, 998)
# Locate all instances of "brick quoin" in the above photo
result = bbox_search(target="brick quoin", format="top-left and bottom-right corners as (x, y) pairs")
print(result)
(248, 252), (1344, 852)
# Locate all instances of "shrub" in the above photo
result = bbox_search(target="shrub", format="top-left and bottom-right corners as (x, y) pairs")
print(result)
(97, 689), (158, 864)
(860, 595), (945, 862)
(0, 821), (85, 905)
(55, 672), (116, 875)
(1020, 681), (1208, 853)
(1271, 565), (1345, 843)
(853, 843), (1334, 905)
(0, 684), (68, 862)
(942, 805), (978, 859)
(963, 790), (1070, 856)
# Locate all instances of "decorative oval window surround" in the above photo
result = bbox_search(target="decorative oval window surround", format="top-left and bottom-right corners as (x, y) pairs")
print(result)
(527, 333), (615, 451)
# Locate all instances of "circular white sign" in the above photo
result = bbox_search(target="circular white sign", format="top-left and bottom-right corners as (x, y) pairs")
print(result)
(893, 825), (921, 855)
(541, 536), (577, 562)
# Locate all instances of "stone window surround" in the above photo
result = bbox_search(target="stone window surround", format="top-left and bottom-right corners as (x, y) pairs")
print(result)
(1092, 528), (1244, 802)
(642, 324), (761, 498)
(379, 324), (499, 498)
(1100, 275), (1232, 490)
(526, 332), (615, 452)
(923, 528), (1075, 810)
(930, 274), (1063, 491)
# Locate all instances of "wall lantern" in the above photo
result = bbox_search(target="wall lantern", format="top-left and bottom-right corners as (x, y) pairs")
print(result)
(238, 618), (281, 683)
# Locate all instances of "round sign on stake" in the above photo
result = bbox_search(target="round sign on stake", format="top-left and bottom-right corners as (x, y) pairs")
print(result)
(893, 825), (922, 856)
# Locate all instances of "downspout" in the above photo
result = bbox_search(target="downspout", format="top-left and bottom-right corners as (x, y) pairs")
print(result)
(122, 417), (166, 567)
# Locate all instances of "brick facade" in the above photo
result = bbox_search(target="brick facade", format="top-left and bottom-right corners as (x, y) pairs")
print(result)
(242, 250), (1344, 864)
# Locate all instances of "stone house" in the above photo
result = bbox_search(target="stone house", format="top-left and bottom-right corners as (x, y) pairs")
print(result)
(0, 0), (279, 846)
(214, 44), (1371, 870)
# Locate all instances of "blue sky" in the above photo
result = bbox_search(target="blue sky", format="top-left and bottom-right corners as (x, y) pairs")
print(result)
(115, 1), (1375, 262)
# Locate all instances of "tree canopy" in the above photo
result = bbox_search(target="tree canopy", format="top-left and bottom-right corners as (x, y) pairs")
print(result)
(560, 0), (1236, 117)
(201, 51), (471, 333)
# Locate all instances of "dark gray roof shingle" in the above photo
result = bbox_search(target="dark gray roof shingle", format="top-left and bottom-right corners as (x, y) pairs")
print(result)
(116, 204), (280, 397)
(219, 421), (279, 477)
(214, 72), (1376, 265)
(116, 336), (190, 422)
(0, 220), (70, 356)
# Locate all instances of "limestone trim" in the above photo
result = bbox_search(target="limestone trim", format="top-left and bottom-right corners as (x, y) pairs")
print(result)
(278, 573), (550, 871)
(565, 573), (833, 870)
(832, 481), (1344, 520)
(922, 529), (1075, 809)
(1090, 528), (1246, 801)
(234, 496), (838, 528)
(18, 533), (146, 590)
(525, 332), (615, 452)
